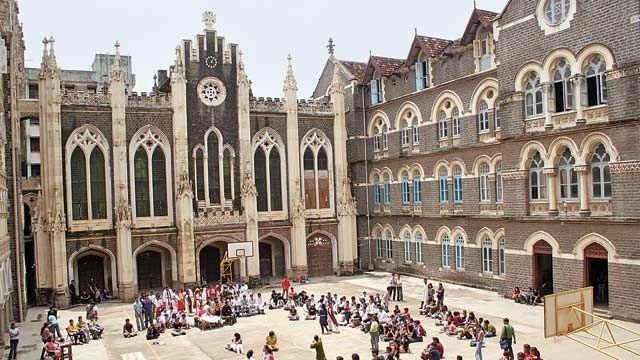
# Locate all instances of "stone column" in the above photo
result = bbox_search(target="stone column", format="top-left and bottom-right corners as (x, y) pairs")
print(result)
(542, 82), (554, 130)
(544, 168), (559, 216)
(110, 42), (135, 301)
(576, 165), (591, 216)
(330, 58), (358, 274)
(236, 49), (260, 279)
(38, 38), (69, 307)
(283, 55), (307, 279)
(171, 46), (197, 287)
(572, 75), (586, 124)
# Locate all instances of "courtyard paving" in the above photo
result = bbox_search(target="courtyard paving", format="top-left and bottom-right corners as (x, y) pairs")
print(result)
(14, 272), (640, 359)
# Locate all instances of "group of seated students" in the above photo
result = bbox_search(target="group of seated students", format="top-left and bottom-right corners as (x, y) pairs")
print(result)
(39, 306), (104, 359)
(193, 280), (266, 329)
(418, 297), (498, 344)
(511, 287), (542, 305)
(510, 343), (544, 360)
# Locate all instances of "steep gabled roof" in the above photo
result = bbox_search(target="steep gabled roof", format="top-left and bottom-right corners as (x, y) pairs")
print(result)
(460, 8), (498, 45)
(406, 35), (454, 66)
(339, 60), (367, 82)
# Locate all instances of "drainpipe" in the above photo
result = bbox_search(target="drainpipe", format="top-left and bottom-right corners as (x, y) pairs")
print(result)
(360, 86), (372, 270)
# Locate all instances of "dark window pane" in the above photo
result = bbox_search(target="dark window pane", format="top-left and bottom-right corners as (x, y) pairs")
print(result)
(70, 148), (88, 220)
(223, 153), (232, 200)
(269, 149), (282, 211)
(152, 148), (167, 216)
(89, 149), (107, 219)
(587, 76), (598, 106)
(554, 81), (565, 112)
(134, 148), (150, 217)
(207, 133), (220, 204)
(195, 151), (205, 200)
(254, 149), (268, 211)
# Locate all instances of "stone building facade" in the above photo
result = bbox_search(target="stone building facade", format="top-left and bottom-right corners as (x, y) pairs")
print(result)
(312, 1), (640, 319)
(23, 12), (358, 307)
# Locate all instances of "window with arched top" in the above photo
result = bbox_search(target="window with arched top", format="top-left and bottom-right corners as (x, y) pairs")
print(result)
(553, 59), (573, 112)
(66, 126), (111, 224)
(559, 148), (578, 200)
(544, 0), (571, 25)
(475, 27), (494, 72)
(253, 129), (286, 212)
(130, 126), (172, 221)
(401, 172), (410, 205)
(591, 144), (611, 198)
(438, 167), (449, 203)
(400, 109), (418, 147)
(413, 170), (422, 205)
(206, 130), (221, 204)
(455, 234), (465, 269)
(383, 172), (391, 205)
(372, 173), (382, 205)
(441, 234), (450, 267)
(302, 130), (333, 211)
(438, 110), (448, 140)
(374, 228), (384, 258)
(193, 147), (205, 201)
(452, 107), (460, 137)
(478, 101), (489, 133)
(498, 237), (506, 275)
(415, 52), (430, 91)
(453, 165), (463, 204)
(585, 54), (608, 106)
(371, 117), (389, 152)
(525, 72), (544, 117)
(415, 233), (423, 263)
(479, 163), (490, 202)
(482, 236), (493, 273)
(222, 147), (235, 201)
(495, 161), (503, 203)
(530, 151), (547, 200)
(403, 231), (411, 262)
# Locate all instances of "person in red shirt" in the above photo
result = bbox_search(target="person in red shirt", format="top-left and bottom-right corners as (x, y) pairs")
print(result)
(431, 337), (444, 358)
(280, 275), (290, 296)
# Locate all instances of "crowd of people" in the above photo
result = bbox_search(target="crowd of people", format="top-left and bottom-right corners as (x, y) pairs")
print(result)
(30, 273), (548, 360)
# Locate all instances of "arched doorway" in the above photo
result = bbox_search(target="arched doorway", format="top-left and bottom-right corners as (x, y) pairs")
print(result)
(306, 234), (334, 277)
(77, 255), (105, 296)
(532, 240), (554, 295)
(584, 243), (608, 305)
(137, 251), (162, 291)
(200, 245), (221, 284)
(259, 237), (285, 281)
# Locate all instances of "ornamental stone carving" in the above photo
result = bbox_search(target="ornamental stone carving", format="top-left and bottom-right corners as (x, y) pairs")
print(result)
(240, 171), (257, 198)
(610, 161), (640, 174)
(197, 77), (226, 107)
(177, 167), (193, 199)
(115, 193), (131, 229)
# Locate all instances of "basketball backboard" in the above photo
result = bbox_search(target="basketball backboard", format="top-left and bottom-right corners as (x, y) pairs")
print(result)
(544, 287), (594, 338)
(228, 241), (254, 258)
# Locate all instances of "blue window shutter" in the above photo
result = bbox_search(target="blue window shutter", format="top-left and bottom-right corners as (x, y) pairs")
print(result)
(415, 61), (424, 91)
(370, 79), (378, 104)
(384, 181), (390, 204)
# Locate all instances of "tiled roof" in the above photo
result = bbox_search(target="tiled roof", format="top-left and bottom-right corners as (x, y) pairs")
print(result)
(442, 38), (463, 55)
(339, 60), (367, 81)
(476, 9), (498, 26)
(415, 36), (453, 58)
(370, 56), (405, 76)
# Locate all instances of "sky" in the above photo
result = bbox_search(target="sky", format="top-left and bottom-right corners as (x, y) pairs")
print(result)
(19, 0), (506, 98)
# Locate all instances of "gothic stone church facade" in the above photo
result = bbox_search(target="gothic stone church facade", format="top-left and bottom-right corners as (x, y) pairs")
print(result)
(314, 0), (640, 319)
(29, 14), (357, 305)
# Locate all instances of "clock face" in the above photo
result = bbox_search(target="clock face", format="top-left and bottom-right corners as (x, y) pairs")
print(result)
(205, 55), (218, 69)
(197, 77), (226, 107)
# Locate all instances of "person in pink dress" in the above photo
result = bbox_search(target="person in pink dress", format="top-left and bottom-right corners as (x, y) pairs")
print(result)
(262, 345), (275, 360)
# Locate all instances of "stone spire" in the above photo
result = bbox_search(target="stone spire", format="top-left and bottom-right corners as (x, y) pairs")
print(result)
(330, 56), (344, 97)
(172, 46), (186, 82)
(40, 36), (59, 78)
(283, 54), (298, 93)
(110, 41), (125, 84)
(203, 11), (216, 31)
(327, 37), (335, 57)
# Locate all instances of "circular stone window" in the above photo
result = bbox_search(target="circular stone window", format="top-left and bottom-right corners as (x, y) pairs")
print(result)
(543, 0), (571, 25)
(197, 77), (226, 107)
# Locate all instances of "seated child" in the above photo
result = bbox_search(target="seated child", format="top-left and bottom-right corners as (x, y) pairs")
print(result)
(122, 319), (137, 338)
(288, 306), (300, 321)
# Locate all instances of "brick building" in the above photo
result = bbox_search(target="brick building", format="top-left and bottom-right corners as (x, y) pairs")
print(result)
(312, 0), (640, 319)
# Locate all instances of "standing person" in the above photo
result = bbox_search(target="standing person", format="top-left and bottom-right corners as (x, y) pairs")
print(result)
(8, 322), (19, 360)
(47, 312), (63, 341)
(420, 278), (429, 309)
(262, 345), (275, 360)
(318, 304), (329, 334)
(133, 297), (145, 331)
(280, 275), (290, 297)
(474, 324), (485, 360)
(68, 280), (76, 306)
(396, 274), (403, 301)
(310, 335), (327, 360)
(499, 318), (516, 358)
(142, 295), (154, 329)
(387, 274), (396, 302)
(369, 314), (380, 352)
(436, 283), (445, 307)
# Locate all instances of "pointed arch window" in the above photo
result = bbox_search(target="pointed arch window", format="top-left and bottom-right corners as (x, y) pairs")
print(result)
(65, 125), (111, 226)
(413, 171), (422, 204)
(479, 163), (490, 202)
(438, 110), (448, 140)
(253, 129), (286, 213)
(206, 131), (220, 204)
(455, 234), (465, 270)
(372, 174), (382, 205)
(498, 237), (506, 275)
(495, 161), (503, 203)
(401, 173), (410, 205)
(478, 101), (489, 133)
(415, 233), (423, 263)
(482, 236), (493, 273)
(525, 72), (544, 117)
(403, 232), (411, 262)
(193, 148), (205, 201)
(223, 148), (234, 201)
(301, 130), (333, 210)
(441, 234), (450, 267)
(400, 109), (418, 147)
(384, 229), (393, 259)
(591, 144), (611, 198)
(530, 151), (547, 200)
(585, 55), (608, 106)
(452, 107), (460, 137)
(439, 167), (449, 204)
(553, 59), (573, 112)
(129, 125), (173, 221)
(559, 148), (578, 200)
(376, 234), (384, 258)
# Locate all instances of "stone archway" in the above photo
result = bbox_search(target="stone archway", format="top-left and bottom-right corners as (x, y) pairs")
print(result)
(306, 233), (334, 277)
(196, 238), (242, 284)
(132, 240), (177, 292)
(584, 242), (608, 305)
(68, 246), (118, 298)
(258, 237), (286, 280)
(532, 240), (554, 295)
